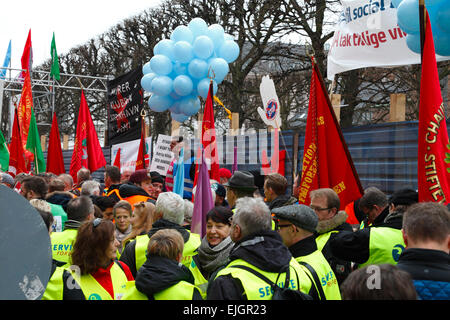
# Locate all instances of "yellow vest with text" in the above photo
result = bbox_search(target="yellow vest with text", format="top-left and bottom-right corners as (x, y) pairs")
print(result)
(135, 231), (201, 271)
(42, 263), (128, 300)
(358, 227), (405, 268)
(214, 258), (311, 300)
(295, 250), (342, 300)
(51, 229), (78, 265)
(121, 280), (198, 300)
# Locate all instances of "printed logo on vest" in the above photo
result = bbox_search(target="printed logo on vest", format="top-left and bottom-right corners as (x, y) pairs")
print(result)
(88, 293), (102, 300)
(392, 244), (405, 262)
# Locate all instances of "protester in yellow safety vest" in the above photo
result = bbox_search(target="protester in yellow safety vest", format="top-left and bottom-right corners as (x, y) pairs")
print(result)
(310, 188), (353, 285)
(207, 197), (311, 300)
(50, 196), (95, 265)
(272, 204), (342, 300)
(330, 188), (418, 268)
(119, 192), (201, 278)
(121, 201), (155, 252)
(189, 206), (235, 298)
(122, 228), (202, 300)
(119, 169), (156, 207)
(356, 186), (390, 230)
(113, 200), (133, 257)
(43, 218), (134, 300)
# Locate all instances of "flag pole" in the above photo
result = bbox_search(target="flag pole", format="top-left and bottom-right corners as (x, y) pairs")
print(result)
(419, 0), (426, 64)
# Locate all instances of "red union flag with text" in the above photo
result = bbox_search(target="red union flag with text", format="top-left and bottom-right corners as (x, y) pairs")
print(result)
(298, 58), (363, 209)
(69, 90), (106, 183)
(417, 12), (450, 205)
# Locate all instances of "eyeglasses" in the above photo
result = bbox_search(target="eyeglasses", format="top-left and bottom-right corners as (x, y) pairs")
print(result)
(276, 224), (292, 229)
(228, 216), (234, 224)
(92, 218), (102, 228)
(310, 205), (332, 212)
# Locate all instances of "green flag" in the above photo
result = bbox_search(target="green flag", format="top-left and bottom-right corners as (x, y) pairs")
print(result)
(50, 32), (60, 81)
(0, 130), (9, 171)
(26, 107), (46, 173)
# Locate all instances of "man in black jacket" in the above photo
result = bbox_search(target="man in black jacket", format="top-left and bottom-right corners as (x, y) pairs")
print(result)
(397, 202), (450, 300)
(264, 173), (298, 210)
(330, 188), (418, 269)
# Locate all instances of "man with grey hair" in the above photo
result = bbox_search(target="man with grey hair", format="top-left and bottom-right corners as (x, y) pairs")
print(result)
(80, 180), (101, 196)
(357, 186), (390, 229)
(119, 192), (201, 278)
(58, 173), (74, 192)
(207, 197), (311, 300)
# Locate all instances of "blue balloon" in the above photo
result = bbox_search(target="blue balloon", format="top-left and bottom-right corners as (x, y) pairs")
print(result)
(193, 35), (214, 59)
(179, 96), (201, 116)
(219, 40), (240, 63)
(188, 17), (208, 38)
(153, 39), (175, 61)
(397, 0), (420, 35)
(207, 24), (225, 51)
(171, 25), (194, 44)
(436, 3), (450, 33)
(173, 41), (194, 63)
(173, 75), (194, 96)
(150, 54), (173, 75)
(151, 76), (173, 96)
(391, 0), (403, 8)
(171, 112), (189, 123)
(223, 33), (234, 41)
(148, 94), (173, 112)
(142, 61), (152, 74)
(434, 28), (450, 56)
(208, 58), (229, 83)
(197, 78), (218, 99)
(173, 61), (188, 76)
(188, 58), (208, 79)
(406, 33), (421, 54)
(141, 72), (156, 92)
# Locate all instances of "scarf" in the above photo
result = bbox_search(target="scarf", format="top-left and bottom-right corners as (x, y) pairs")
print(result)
(196, 236), (234, 276)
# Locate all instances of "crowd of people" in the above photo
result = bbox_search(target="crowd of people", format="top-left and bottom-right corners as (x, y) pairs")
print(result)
(0, 137), (449, 301)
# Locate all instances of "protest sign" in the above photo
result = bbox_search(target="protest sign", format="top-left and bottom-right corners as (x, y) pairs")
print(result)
(150, 134), (174, 176)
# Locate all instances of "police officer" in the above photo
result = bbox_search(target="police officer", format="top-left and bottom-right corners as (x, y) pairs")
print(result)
(50, 196), (95, 265)
(330, 188), (418, 268)
(207, 197), (311, 300)
(272, 204), (342, 300)
(119, 192), (201, 278)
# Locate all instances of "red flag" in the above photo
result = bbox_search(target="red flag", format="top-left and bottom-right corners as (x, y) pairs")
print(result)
(135, 118), (146, 170)
(199, 81), (220, 183)
(20, 29), (33, 80)
(417, 11), (450, 204)
(69, 90), (106, 183)
(8, 108), (27, 177)
(17, 70), (34, 169)
(113, 148), (121, 171)
(46, 112), (65, 175)
(298, 58), (363, 210)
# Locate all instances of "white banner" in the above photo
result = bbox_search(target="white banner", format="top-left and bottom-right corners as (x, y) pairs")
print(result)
(111, 137), (152, 173)
(326, 0), (448, 80)
(149, 134), (174, 176)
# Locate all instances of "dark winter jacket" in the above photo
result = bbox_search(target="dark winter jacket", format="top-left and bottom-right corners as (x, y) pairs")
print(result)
(135, 255), (202, 300)
(314, 210), (353, 285)
(397, 248), (450, 300)
(119, 219), (192, 278)
(46, 191), (74, 212)
(329, 210), (404, 266)
(206, 230), (293, 300)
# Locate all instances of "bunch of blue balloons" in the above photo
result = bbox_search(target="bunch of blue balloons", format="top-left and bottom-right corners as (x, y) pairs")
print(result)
(394, 0), (450, 56)
(141, 17), (240, 123)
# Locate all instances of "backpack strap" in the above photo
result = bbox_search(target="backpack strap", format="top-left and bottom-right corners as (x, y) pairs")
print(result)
(298, 261), (326, 300)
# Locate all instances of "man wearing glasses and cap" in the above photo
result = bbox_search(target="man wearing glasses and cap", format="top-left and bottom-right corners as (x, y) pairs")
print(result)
(272, 204), (342, 300)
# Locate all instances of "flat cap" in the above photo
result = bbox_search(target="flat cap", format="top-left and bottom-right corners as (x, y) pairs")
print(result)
(1, 173), (14, 187)
(272, 204), (318, 233)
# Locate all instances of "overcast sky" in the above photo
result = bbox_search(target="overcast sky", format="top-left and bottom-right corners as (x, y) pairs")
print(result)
(0, 0), (162, 71)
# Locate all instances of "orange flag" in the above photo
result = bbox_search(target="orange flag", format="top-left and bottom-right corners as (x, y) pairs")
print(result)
(417, 11), (450, 204)
(17, 71), (34, 168)
(298, 57), (363, 209)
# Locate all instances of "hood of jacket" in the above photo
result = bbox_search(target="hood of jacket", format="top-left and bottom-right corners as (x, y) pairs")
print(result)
(229, 230), (292, 273)
(135, 255), (194, 298)
(316, 210), (350, 234)
(147, 218), (191, 243)
(46, 191), (74, 211)
(268, 194), (298, 210)
(118, 183), (150, 199)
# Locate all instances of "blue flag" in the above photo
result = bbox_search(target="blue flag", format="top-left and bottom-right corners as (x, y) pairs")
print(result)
(173, 147), (185, 197)
(1, 40), (11, 79)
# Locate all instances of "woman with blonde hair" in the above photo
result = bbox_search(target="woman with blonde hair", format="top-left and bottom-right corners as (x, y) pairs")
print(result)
(121, 201), (155, 250)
